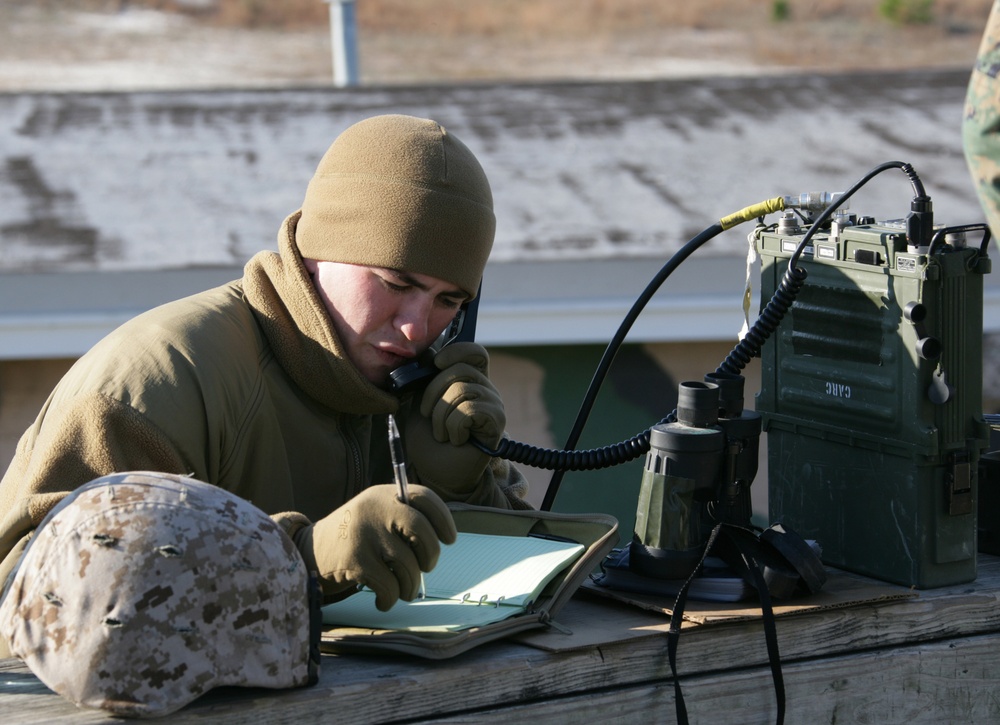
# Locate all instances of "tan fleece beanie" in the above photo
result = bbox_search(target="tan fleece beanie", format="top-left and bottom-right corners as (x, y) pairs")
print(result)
(295, 114), (495, 299)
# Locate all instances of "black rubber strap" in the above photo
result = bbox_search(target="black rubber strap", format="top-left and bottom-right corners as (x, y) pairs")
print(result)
(761, 523), (827, 595)
(667, 524), (723, 724)
(666, 524), (785, 725)
(720, 526), (786, 725)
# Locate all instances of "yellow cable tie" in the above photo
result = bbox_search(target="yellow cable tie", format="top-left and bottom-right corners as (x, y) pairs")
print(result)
(719, 197), (786, 230)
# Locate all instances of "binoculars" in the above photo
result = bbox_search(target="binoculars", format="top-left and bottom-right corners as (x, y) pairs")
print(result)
(630, 374), (762, 580)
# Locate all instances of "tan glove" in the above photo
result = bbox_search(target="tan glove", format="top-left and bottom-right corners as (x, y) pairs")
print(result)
(420, 342), (505, 447)
(297, 484), (457, 611)
(400, 342), (506, 502)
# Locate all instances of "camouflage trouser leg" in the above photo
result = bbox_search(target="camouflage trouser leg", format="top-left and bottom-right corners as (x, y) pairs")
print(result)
(964, 0), (1000, 253)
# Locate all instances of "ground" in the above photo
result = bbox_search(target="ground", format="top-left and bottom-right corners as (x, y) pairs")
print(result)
(0, 1), (991, 92)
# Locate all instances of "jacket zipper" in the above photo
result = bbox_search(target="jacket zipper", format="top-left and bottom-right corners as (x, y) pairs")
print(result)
(339, 413), (365, 496)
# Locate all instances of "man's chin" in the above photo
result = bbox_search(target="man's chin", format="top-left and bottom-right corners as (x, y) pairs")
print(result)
(363, 365), (391, 389)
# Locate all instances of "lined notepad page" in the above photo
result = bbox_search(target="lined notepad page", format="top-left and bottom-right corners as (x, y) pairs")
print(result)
(321, 532), (585, 632)
(423, 533), (585, 605)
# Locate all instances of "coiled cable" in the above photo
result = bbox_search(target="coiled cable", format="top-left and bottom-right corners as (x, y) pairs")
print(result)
(475, 221), (724, 498)
(717, 264), (807, 375)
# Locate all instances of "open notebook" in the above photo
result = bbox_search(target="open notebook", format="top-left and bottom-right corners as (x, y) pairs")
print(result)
(321, 532), (586, 632)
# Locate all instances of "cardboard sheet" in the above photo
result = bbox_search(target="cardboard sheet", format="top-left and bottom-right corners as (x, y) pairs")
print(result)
(515, 568), (917, 652)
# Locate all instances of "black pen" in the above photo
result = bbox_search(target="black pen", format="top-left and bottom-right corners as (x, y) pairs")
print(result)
(387, 413), (425, 599)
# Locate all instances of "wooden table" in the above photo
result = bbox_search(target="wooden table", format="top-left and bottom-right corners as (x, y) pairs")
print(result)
(3, 555), (1000, 724)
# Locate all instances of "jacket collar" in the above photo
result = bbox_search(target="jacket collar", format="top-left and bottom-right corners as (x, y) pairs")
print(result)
(242, 212), (398, 415)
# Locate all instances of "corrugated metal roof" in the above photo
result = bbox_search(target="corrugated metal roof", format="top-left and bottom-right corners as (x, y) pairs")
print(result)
(0, 70), (985, 272)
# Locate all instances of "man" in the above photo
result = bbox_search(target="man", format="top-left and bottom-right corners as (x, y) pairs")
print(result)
(0, 114), (529, 654)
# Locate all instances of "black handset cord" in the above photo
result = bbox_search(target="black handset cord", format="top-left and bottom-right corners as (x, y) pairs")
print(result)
(474, 222), (723, 486)
(468, 161), (929, 513)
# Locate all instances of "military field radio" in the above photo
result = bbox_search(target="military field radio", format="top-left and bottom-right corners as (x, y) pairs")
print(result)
(755, 194), (992, 588)
(475, 160), (994, 591)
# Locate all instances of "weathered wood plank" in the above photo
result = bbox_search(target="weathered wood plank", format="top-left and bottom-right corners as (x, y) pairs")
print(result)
(427, 633), (1000, 724)
(0, 556), (998, 723)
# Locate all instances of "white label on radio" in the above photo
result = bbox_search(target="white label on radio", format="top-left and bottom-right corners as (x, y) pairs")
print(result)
(825, 382), (851, 398)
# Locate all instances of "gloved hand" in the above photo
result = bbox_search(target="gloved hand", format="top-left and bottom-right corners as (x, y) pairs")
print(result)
(298, 484), (457, 611)
(420, 342), (505, 448)
(400, 342), (507, 502)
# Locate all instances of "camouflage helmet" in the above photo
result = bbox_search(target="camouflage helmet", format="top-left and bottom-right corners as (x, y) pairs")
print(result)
(0, 471), (320, 718)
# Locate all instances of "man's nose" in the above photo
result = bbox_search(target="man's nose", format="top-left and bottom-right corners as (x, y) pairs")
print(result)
(396, 298), (432, 342)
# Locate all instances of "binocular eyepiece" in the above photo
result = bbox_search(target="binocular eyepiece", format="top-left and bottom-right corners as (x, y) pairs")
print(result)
(629, 374), (762, 580)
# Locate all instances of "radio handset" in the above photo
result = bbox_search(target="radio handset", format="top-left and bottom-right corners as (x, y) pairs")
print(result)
(387, 285), (481, 395)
